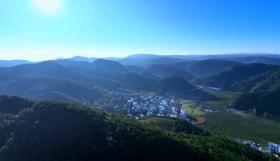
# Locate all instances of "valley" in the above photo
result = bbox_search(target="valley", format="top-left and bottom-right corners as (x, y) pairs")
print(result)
(1, 53), (280, 160)
(2, 1), (280, 160)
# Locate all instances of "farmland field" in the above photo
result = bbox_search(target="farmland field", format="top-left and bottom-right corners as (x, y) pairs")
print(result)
(181, 100), (205, 116)
(198, 110), (280, 144)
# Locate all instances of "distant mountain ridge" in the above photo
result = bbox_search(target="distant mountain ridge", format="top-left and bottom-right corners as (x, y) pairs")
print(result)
(145, 64), (194, 81)
(169, 59), (241, 78)
(119, 54), (185, 66)
(0, 59), (216, 103)
(2, 53), (280, 67)
(0, 60), (31, 67)
(67, 56), (97, 62)
(117, 53), (280, 66)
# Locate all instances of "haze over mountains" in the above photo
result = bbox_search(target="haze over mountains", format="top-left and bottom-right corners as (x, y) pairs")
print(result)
(1, 53), (280, 109)
(0, 57), (216, 104)
(0, 60), (31, 67)
(3, 0), (280, 159)
(3, 53), (280, 66)
(1, 53), (280, 160)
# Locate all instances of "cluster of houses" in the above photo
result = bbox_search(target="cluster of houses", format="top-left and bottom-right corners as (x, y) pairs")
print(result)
(241, 140), (280, 159)
(203, 108), (233, 113)
(104, 93), (188, 120)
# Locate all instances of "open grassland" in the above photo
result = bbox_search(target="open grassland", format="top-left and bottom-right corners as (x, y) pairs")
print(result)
(198, 110), (280, 144)
(180, 100), (205, 116)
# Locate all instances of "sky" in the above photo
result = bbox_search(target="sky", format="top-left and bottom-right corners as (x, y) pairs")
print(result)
(0, 0), (280, 61)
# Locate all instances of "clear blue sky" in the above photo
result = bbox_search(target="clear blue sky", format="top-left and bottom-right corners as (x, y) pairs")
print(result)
(0, 0), (280, 60)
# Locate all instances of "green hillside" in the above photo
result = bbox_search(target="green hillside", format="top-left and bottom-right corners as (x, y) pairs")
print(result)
(159, 76), (217, 101)
(0, 60), (216, 103)
(232, 90), (280, 120)
(140, 117), (207, 135)
(171, 60), (241, 78)
(146, 64), (194, 81)
(199, 111), (280, 143)
(229, 69), (280, 120)
(0, 96), (276, 161)
(195, 63), (278, 90)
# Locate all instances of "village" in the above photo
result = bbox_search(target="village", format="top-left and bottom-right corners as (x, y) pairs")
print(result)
(241, 140), (280, 160)
(103, 92), (188, 120)
(103, 91), (280, 160)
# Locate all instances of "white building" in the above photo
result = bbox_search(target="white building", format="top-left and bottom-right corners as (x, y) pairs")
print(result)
(268, 142), (280, 154)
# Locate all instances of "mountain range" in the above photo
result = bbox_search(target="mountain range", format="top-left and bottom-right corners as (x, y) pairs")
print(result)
(1, 53), (280, 119)
(1, 54), (280, 160)
(0, 58), (216, 104)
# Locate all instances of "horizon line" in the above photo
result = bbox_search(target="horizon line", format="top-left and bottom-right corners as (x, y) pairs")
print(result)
(0, 52), (280, 62)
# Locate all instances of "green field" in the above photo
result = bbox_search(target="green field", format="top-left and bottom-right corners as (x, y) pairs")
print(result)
(198, 110), (280, 144)
(180, 100), (205, 116)
(180, 92), (280, 144)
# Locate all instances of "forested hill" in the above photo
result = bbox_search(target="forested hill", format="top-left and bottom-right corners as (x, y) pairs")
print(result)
(159, 76), (217, 100)
(168, 59), (241, 78)
(0, 96), (276, 161)
(195, 63), (278, 90)
(232, 69), (280, 120)
(0, 59), (216, 103)
(194, 62), (280, 120)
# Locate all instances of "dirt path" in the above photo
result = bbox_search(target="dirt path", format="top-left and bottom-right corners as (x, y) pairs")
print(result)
(195, 117), (206, 125)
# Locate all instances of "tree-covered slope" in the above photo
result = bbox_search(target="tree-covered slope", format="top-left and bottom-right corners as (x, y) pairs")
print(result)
(0, 76), (106, 105)
(0, 60), (153, 103)
(0, 96), (276, 161)
(0, 60), (217, 102)
(232, 90), (280, 120)
(119, 54), (185, 66)
(195, 63), (278, 90)
(159, 76), (217, 100)
(0, 96), (34, 114)
(146, 64), (194, 81)
(91, 59), (127, 73)
(224, 56), (280, 65)
(140, 117), (207, 135)
(231, 69), (280, 120)
(0, 60), (31, 67)
(171, 60), (241, 78)
(250, 69), (280, 92)
(226, 68), (280, 92)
